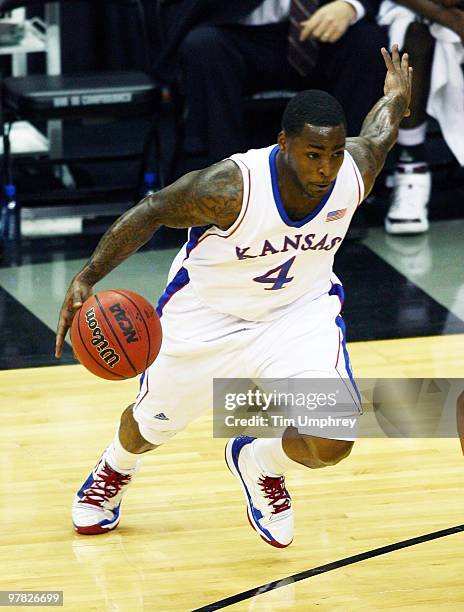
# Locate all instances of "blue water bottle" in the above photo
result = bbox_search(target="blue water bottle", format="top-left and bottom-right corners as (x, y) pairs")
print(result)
(143, 171), (158, 198)
(2, 184), (20, 241)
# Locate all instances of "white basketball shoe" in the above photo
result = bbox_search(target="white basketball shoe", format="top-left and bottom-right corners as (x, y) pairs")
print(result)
(385, 164), (431, 235)
(72, 452), (139, 535)
(225, 436), (293, 548)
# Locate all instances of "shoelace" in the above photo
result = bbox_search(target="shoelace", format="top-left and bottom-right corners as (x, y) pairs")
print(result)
(258, 475), (291, 514)
(80, 462), (132, 508)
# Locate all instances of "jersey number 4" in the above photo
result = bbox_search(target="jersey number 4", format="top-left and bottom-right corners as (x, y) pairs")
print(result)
(253, 256), (295, 290)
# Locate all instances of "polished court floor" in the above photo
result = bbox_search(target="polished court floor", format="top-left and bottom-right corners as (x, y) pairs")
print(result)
(1, 218), (463, 610)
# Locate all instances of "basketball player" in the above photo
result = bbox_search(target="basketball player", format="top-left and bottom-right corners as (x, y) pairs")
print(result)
(56, 47), (412, 547)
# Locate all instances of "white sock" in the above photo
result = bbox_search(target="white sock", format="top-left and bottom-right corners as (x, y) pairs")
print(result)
(104, 430), (140, 474)
(252, 438), (306, 476)
(398, 122), (427, 147)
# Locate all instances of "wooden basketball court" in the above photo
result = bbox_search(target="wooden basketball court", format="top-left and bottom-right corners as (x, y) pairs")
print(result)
(1, 334), (463, 610)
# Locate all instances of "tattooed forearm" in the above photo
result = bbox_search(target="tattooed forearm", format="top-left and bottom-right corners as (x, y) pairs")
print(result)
(347, 94), (409, 198)
(77, 160), (243, 285)
(360, 93), (408, 156)
(346, 47), (411, 199)
(79, 203), (160, 284)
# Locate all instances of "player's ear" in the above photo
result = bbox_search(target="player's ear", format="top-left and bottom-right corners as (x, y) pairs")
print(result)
(277, 131), (288, 153)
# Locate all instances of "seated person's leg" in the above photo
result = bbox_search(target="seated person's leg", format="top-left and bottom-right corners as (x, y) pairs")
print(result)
(385, 21), (435, 235)
(315, 21), (389, 240)
(178, 22), (301, 167)
(178, 25), (247, 164)
(318, 21), (389, 136)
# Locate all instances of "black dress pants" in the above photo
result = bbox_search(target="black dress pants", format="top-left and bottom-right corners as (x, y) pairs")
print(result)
(178, 20), (388, 164)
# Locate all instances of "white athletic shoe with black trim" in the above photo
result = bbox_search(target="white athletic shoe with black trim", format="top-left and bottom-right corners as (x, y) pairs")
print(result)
(72, 453), (138, 535)
(385, 164), (431, 235)
(225, 436), (293, 548)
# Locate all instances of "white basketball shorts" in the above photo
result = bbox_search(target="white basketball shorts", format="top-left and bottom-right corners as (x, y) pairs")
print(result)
(133, 280), (361, 445)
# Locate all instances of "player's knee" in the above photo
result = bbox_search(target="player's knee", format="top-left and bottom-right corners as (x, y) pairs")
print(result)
(299, 437), (354, 468)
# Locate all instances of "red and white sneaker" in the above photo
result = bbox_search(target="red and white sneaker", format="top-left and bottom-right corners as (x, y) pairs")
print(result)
(72, 454), (139, 535)
(225, 436), (293, 548)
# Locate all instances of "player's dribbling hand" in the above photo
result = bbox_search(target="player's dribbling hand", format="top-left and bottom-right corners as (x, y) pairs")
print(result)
(55, 275), (93, 358)
(381, 45), (413, 118)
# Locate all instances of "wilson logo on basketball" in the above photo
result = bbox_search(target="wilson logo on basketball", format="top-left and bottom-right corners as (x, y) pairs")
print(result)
(85, 307), (121, 367)
(109, 303), (140, 343)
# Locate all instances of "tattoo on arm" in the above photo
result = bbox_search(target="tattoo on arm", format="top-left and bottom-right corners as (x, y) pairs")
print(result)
(347, 94), (408, 197)
(79, 203), (158, 284)
(155, 160), (243, 229)
(79, 160), (243, 285)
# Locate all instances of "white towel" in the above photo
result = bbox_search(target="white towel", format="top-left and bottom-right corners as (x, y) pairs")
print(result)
(378, 1), (464, 165)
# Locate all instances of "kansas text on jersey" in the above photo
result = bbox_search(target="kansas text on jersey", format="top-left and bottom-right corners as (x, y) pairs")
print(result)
(158, 145), (364, 321)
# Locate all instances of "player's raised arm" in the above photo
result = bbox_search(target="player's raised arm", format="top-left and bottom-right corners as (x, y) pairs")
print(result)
(346, 45), (413, 198)
(55, 160), (243, 358)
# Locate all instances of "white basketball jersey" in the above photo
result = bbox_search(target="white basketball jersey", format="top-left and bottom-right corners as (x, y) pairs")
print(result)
(159, 145), (364, 322)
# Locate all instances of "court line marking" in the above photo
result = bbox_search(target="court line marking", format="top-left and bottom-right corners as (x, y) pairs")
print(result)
(193, 523), (464, 611)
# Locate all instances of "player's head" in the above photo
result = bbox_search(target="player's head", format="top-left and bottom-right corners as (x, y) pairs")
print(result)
(278, 90), (347, 198)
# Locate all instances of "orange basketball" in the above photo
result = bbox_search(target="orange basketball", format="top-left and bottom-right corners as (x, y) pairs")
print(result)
(70, 289), (162, 380)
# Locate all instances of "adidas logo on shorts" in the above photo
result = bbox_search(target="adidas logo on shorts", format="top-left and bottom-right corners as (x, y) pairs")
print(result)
(154, 412), (169, 420)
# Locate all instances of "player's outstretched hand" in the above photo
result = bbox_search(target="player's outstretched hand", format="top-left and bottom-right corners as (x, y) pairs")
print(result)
(381, 45), (413, 117)
(55, 275), (93, 358)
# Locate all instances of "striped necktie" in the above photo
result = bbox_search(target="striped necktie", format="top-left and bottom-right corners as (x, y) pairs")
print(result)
(287, 0), (320, 76)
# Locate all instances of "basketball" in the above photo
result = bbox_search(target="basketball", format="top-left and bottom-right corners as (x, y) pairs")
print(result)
(70, 289), (162, 380)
